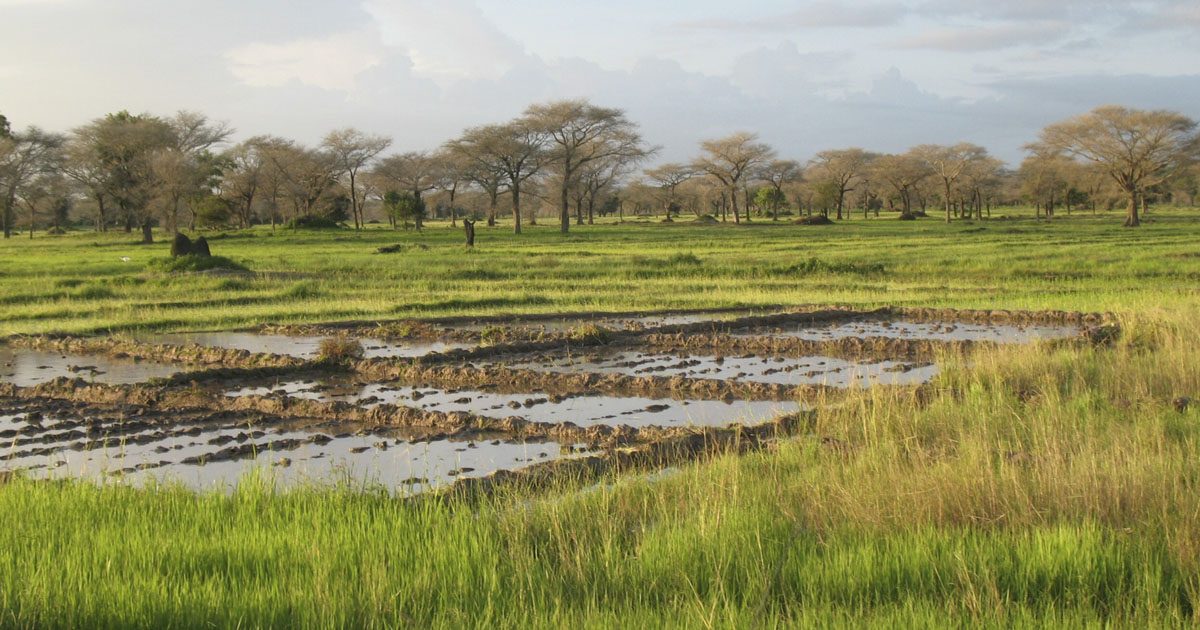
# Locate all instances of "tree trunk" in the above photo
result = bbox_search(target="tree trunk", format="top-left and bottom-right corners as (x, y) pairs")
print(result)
(1124, 190), (1140, 227)
(141, 220), (153, 244)
(575, 198), (584, 225)
(488, 189), (498, 227)
(560, 182), (570, 234)
(587, 197), (595, 225)
(731, 187), (740, 224)
(511, 184), (522, 235)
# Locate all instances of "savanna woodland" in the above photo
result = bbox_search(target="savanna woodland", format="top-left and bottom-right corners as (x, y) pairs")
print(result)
(2, 100), (1200, 628)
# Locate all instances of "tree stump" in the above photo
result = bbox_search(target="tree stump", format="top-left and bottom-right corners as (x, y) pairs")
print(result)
(464, 219), (476, 247)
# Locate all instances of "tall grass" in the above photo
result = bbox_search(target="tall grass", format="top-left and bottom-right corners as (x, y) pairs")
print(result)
(2, 311), (1199, 626)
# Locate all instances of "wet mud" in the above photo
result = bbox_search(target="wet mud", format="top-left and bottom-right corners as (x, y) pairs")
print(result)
(0, 305), (1119, 494)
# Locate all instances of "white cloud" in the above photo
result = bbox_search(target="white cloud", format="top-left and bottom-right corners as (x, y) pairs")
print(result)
(225, 30), (382, 92)
(892, 22), (1067, 52)
(362, 0), (527, 84)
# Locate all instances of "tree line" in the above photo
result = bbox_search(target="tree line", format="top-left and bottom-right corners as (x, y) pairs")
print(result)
(1, 102), (1196, 240)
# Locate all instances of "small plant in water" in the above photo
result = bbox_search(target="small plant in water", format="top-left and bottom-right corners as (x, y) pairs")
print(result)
(479, 325), (509, 345)
(318, 336), (364, 362)
(568, 323), (613, 346)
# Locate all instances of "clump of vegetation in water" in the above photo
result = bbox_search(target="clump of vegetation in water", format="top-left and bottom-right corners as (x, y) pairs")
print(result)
(317, 336), (364, 362)
(568, 323), (612, 345)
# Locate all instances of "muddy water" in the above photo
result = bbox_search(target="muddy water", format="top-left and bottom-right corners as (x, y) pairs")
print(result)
(451, 310), (769, 334)
(224, 378), (799, 428)
(140, 332), (471, 359)
(0, 346), (179, 386)
(737, 319), (1082, 344)
(0, 411), (576, 493)
(494, 348), (939, 388)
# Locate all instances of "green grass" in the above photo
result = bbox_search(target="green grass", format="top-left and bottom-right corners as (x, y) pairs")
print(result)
(0, 207), (1197, 336)
(2, 207), (1200, 627)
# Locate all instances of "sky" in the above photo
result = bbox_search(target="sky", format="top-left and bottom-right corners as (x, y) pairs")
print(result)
(2, 0), (1199, 166)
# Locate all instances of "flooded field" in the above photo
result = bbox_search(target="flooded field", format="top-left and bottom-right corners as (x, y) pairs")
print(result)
(493, 347), (939, 388)
(0, 346), (178, 386)
(737, 318), (1082, 344)
(1, 307), (1108, 493)
(223, 377), (798, 428)
(139, 331), (471, 359)
(0, 404), (574, 493)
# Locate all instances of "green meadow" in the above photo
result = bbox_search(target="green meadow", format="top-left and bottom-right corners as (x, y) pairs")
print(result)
(2, 208), (1200, 628)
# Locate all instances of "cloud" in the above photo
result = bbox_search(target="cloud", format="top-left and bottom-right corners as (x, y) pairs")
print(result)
(678, 1), (906, 31)
(892, 22), (1067, 52)
(363, 0), (528, 83)
(225, 30), (383, 92)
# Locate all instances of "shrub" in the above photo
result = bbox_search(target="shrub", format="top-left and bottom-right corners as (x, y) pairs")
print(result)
(317, 336), (364, 362)
(283, 216), (342, 229)
(568, 323), (613, 346)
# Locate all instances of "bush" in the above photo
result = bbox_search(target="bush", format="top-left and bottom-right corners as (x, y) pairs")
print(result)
(317, 336), (364, 362)
(147, 255), (249, 273)
(568, 323), (613, 346)
(283, 216), (342, 229)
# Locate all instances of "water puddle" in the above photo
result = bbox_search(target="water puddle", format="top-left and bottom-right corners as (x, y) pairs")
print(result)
(736, 318), (1082, 344)
(450, 310), (770, 334)
(0, 346), (179, 386)
(140, 332), (471, 359)
(493, 348), (938, 388)
(224, 378), (798, 428)
(0, 411), (577, 493)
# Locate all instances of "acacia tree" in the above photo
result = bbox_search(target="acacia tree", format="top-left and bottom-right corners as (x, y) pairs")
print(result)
(1, 127), (64, 238)
(1035, 106), (1198, 227)
(643, 163), (695, 221)
(149, 112), (232, 234)
(373, 151), (440, 230)
(262, 139), (340, 223)
(959, 155), (1006, 219)
(322, 128), (391, 230)
(72, 112), (175, 242)
(871, 152), (930, 219)
(220, 138), (267, 228)
(524, 99), (648, 233)
(911, 143), (988, 223)
(809, 149), (877, 221)
(693, 132), (775, 224)
(445, 121), (547, 235)
(1019, 150), (1073, 218)
(575, 151), (644, 224)
(754, 159), (802, 220)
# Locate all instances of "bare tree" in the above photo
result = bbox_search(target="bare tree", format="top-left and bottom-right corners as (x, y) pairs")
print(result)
(1034, 105), (1198, 227)
(445, 121), (547, 234)
(692, 132), (775, 224)
(322, 128), (391, 230)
